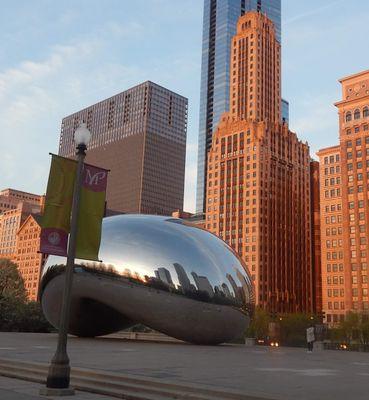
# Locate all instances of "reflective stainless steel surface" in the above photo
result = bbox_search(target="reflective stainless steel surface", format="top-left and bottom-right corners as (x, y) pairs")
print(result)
(41, 214), (255, 345)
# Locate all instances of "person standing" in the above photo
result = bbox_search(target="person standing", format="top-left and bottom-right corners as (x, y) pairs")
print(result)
(306, 325), (315, 352)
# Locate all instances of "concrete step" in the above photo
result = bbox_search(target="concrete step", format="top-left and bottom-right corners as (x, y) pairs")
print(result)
(0, 357), (269, 400)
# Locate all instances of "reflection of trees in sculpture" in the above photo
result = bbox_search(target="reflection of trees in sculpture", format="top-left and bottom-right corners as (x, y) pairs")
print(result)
(41, 261), (251, 309)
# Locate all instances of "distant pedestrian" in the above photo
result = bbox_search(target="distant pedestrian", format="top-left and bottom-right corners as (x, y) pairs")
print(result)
(306, 326), (315, 353)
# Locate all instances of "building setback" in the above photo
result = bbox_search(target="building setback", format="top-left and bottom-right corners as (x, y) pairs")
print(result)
(59, 81), (188, 216)
(317, 146), (344, 324)
(310, 160), (322, 314)
(205, 11), (313, 313)
(318, 69), (369, 324)
(196, 0), (284, 213)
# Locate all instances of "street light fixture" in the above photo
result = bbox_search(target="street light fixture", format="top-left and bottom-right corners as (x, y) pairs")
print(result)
(41, 122), (91, 396)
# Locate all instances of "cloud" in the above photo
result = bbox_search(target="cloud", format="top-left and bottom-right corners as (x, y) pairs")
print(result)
(107, 21), (145, 38)
(0, 32), (145, 194)
(0, 8), (201, 203)
(284, 0), (345, 25)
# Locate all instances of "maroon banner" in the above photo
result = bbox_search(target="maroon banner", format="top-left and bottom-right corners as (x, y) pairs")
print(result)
(40, 228), (69, 257)
(83, 163), (108, 192)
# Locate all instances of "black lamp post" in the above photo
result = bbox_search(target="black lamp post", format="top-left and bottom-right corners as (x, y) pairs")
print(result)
(40, 123), (91, 396)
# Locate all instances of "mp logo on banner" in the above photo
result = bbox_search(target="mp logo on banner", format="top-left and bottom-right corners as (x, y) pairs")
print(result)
(83, 165), (108, 192)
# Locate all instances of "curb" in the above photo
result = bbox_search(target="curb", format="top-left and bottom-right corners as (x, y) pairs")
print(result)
(0, 357), (273, 400)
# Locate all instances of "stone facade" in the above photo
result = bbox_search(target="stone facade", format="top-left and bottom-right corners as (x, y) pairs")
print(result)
(15, 214), (46, 301)
(318, 69), (369, 324)
(205, 11), (313, 313)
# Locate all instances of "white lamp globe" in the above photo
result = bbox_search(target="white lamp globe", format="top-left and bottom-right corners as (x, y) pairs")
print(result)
(74, 122), (91, 146)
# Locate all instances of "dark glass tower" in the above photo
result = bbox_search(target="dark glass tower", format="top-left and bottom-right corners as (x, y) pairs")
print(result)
(59, 81), (188, 216)
(196, 0), (282, 213)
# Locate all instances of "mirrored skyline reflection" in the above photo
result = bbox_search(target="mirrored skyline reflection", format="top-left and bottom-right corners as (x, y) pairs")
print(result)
(42, 215), (254, 310)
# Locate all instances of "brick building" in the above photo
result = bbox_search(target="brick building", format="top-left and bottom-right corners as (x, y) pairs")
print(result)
(205, 11), (313, 313)
(0, 188), (43, 214)
(0, 188), (44, 301)
(171, 210), (206, 229)
(318, 69), (369, 324)
(0, 200), (42, 260)
(59, 81), (188, 216)
(15, 214), (46, 301)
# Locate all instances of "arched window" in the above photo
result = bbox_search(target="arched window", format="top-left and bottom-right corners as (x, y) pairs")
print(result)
(363, 107), (369, 118)
(346, 112), (352, 122)
(354, 109), (361, 120)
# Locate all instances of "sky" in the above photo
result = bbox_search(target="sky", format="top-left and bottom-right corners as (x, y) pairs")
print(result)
(1, 0), (369, 213)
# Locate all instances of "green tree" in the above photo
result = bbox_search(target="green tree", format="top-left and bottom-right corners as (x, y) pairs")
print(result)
(246, 306), (270, 339)
(17, 301), (52, 333)
(360, 320), (369, 344)
(340, 311), (360, 344)
(0, 258), (52, 333)
(279, 313), (316, 347)
(0, 258), (27, 301)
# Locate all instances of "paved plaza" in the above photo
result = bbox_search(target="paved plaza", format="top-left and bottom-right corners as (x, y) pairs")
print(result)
(0, 332), (368, 399)
(0, 375), (113, 400)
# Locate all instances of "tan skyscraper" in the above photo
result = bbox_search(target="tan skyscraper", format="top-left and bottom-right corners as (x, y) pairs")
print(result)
(205, 11), (313, 314)
(318, 69), (369, 324)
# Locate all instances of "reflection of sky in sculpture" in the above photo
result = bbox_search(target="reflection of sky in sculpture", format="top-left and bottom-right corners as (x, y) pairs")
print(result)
(42, 215), (254, 310)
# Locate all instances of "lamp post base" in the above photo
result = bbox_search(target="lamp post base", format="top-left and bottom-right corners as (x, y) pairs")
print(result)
(44, 359), (72, 394)
(40, 387), (75, 396)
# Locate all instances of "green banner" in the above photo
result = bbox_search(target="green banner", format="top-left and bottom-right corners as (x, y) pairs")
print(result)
(75, 163), (108, 261)
(40, 155), (77, 256)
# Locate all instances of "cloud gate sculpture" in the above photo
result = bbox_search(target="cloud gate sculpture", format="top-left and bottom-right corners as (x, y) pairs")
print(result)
(41, 215), (255, 345)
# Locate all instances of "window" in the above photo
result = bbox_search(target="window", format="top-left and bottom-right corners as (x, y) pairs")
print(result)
(346, 112), (352, 122)
(354, 109), (361, 120)
(364, 106), (369, 117)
